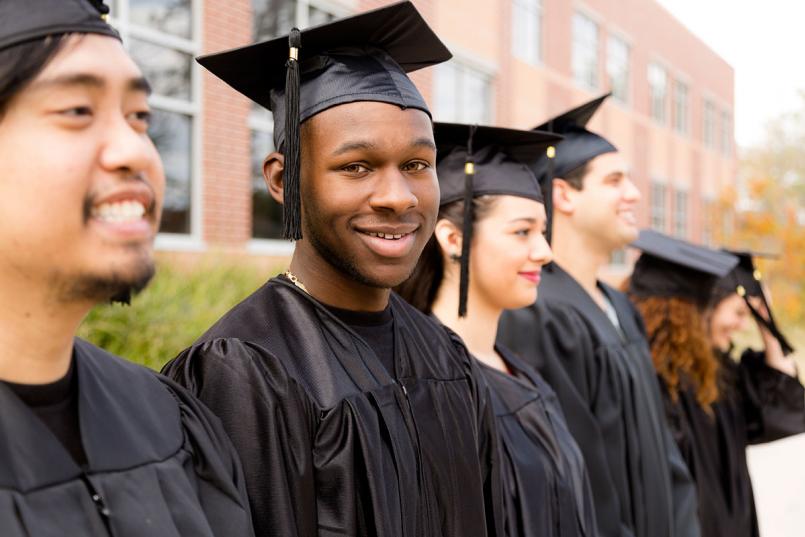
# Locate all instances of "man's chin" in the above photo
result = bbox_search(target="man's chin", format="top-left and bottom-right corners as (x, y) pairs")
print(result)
(53, 261), (156, 304)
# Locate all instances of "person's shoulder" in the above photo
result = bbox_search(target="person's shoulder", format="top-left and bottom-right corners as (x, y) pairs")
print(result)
(74, 337), (164, 385)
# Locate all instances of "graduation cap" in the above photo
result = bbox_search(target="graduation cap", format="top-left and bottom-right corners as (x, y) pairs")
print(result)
(714, 251), (795, 355)
(530, 93), (617, 244)
(434, 122), (562, 316)
(196, 1), (451, 240)
(0, 0), (118, 52)
(628, 229), (739, 308)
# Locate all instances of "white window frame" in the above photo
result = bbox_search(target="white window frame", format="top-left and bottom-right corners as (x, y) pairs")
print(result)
(606, 33), (630, 104)
(703, 98), (718, 148)
(650, 181), (667, 232)
(673, 189), (688, 238)
(720, 109), (733, 155)
(433, 48), (496, 124)
(572, 11), (599, 90)
(511, 0), (543, 66)
(648, 62), (667, 124)
(673, 79), (689, 135)
(111, 0), (204, 250)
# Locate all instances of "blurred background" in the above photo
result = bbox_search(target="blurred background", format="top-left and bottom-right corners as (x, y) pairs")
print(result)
(84, 1), (804, 533)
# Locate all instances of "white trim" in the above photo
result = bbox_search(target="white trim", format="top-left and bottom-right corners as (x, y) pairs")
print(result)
(128, 25), (196, 53)
(440, 42), (499, 75)
(247, 239), (296, 257)
(149, 94), (199, 115)
(155, 233), (206, 252)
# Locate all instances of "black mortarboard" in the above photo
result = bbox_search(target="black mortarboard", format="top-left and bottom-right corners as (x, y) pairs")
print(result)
(714, 251), (795, 355)
(434, 122), (561, 316)
(196, 1), (451, 240)
(530, 93), (617, 244)
(0, 0), (118, 52)
(628, 229), (739, 308)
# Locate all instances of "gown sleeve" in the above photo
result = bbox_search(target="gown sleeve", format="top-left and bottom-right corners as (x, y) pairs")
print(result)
(162, 338), (318, 537)
(739, 348), (805, 444)
(155, 374), (256, 537)
(499, 304), (635, 537)
(445, 328), (506, 537)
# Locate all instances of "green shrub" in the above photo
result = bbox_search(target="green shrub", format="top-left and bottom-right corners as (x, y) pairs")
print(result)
(78, 261), (277, 371)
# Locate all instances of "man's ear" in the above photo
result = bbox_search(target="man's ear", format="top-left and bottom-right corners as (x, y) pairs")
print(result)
(552, 177), (576, 216)
(434, 218), (462, 262)
(264, 152), (285, 205)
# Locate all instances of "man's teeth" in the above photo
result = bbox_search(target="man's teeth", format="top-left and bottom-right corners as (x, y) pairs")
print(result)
(92, 201), (146, 223)
(366, 231), (405, 240)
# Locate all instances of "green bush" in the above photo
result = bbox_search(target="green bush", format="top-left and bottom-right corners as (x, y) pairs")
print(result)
(78, 261), (277, 371)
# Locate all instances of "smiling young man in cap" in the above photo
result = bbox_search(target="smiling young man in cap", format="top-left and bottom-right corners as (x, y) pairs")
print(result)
(498, 95), (700, 537)
(0, 1), (253, 534)
(162, 2), (503, 536)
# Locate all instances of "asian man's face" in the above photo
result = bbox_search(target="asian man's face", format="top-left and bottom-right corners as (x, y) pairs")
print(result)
(0, 34), (165, 303)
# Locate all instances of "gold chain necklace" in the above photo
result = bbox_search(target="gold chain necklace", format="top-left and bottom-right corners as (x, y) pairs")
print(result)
(283, 269), (309, 294)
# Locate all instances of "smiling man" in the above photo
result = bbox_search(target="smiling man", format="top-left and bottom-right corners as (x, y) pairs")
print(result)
(0, 1), (254, 535)
(161, 3), (503, 536)
(498, 95), (701, 537)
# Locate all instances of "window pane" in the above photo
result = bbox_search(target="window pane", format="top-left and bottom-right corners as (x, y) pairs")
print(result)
(648, 63), (667, 123)
(251, 129), (284, 239)
(130, 39), (192, 100)
(463, 69), (492, 124)
(674, 191), (687, 237)
(308, 5), (336, 27)
(721, 110), (732, 154)
(703, 100), (716, 147)
(130, 0), (192, 39)
(434, 62), (458, 121)
(253, 0), (296, 40)
(650, 182), (666, 231)
(150, 110), (193, 234)
(674, 81), (688, 133)
(607, 35), (629, 103)
(572, 13), (598, 89)
(512, 0), (542, 65)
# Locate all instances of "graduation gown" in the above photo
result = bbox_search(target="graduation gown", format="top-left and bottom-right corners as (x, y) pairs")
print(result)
(485, 345), (598, 537)
(0, 338), (253, 537)
(162, 277), (503, 537)
(660, 348), (805, 537)
(498, 263), (700, 537)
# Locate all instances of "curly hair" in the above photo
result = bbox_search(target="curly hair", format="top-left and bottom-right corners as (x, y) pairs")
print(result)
(630, 294), (720, 410)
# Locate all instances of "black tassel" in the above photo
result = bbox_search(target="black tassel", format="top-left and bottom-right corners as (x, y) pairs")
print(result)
(458, 125), (477, 318)
(544, 118), (556, 246)
(741, 293), (795, 356)
(88, 0), (110, 16)
(282, 28), (303, 240)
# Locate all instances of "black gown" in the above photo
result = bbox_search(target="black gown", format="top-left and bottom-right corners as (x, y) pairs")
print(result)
(0, 338), (254, 536)
(162, 276), (503, 537)
(498, 263), (700, 537)
(484, 345), (599, 537)
(660, 348), (805, 537)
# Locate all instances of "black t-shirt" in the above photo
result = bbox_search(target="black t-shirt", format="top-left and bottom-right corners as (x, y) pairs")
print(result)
(2, 357), (88, 466)
(324, 303), (396, 376)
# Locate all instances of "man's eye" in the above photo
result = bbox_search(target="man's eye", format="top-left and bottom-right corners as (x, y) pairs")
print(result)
(402, 161), (429, 172)
(342, 163), (370, 174)
(128, 110), (152, 127)
(61, 106), (93, 117)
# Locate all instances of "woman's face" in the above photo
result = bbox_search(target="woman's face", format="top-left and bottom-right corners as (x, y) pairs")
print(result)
(709, 293), (750, 351)
(469, 195), (552, 311)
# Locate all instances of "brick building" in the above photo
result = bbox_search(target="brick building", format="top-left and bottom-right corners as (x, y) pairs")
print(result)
(109, 0), (735, 265)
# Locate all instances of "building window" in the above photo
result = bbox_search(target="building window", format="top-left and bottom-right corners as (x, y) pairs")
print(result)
(721, 110), (732, 155)
(572, 12), (599, 90)
(703, 99), (717, 148)
(606, 35), (629, 103)
(648, 63), (667, 124)
(673, 190), (688, 238)
(250, 0), (338, 240)
(435, 61), (494, 124)
(512, 0), (542, 65)
(673, 80), (689, 134)
(111, 0), (199, 236)
(650, 182), (667, 231)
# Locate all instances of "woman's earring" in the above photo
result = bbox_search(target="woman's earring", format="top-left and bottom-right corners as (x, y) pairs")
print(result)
(449, 252), (461, 263)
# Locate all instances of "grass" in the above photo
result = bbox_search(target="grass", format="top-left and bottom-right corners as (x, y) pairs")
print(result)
(77, 259), (277, 371)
